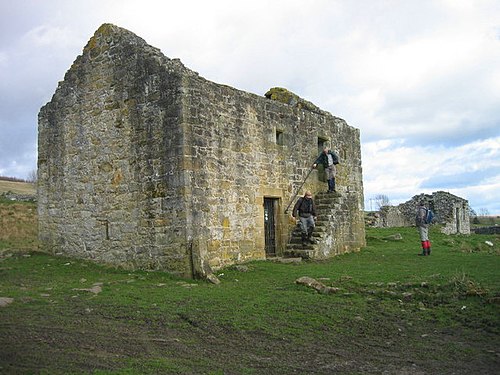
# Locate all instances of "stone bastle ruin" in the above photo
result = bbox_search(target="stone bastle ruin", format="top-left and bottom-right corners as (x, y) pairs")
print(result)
(371, 191), (470, 235)
(38, 24), (365, 278)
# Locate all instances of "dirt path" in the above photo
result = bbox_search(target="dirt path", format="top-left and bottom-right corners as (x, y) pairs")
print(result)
(1, 302), (498, 374)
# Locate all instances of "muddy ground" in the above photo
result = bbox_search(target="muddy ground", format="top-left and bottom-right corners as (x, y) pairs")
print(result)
(1, 299), (498, 374)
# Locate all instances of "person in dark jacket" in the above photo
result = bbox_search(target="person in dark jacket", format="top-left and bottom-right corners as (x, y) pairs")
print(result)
(313, 147), (339, 193)
(292, 191), (317, 246)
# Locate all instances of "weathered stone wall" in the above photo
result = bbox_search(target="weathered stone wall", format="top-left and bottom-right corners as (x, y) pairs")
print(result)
(431, 191), (470, 235)
(182, 77), (365, 270)
(314, 193), (365, 257)
(377, 206), (412, 227)
(38, 24), (365, 277)
(373, 191), (470, 235)
(38, 24), (192, 275)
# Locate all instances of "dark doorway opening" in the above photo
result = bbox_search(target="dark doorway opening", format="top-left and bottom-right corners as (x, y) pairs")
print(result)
(317, 137), (329, 183)
(264, 198), (279, 257)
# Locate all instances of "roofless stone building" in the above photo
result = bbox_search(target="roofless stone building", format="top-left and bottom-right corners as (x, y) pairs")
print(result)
(373, 191), (470, 235)
(38, 24), (365, 278)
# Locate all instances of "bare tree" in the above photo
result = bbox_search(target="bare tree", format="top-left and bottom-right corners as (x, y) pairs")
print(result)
(469, 207), (480, 225)
(27, 169), (38, 184)
(478, 208), (490, 217)
(374, 194), (390, 210)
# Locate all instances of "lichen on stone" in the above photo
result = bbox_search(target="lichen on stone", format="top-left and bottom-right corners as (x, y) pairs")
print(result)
(264, 87), (322, 113)
(83, 24), (122, 56)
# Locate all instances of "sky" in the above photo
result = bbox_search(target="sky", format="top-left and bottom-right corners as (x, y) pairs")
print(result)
(1, 0), (499, 214)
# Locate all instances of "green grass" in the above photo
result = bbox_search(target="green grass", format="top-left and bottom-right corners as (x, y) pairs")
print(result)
(0, 225), (499, 374)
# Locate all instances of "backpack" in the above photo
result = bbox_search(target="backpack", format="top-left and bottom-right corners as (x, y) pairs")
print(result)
(331, 151), (339, 165)
(424, 209), (434, 224)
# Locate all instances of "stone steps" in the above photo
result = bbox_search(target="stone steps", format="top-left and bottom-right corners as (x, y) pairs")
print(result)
(284, 248), (315, 259)
(284, 191), (341, 259)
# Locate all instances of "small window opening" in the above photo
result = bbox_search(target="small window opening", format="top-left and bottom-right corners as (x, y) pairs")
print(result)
(97, 218), (110, 240)
(276, 130), (284, 145)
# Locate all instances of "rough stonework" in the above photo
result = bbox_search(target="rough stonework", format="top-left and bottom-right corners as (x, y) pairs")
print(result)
(373, 191), (470, 235)
(473, 226), (500, 235)
(38, 24), (365, 278)
(264, 87), (323, 113)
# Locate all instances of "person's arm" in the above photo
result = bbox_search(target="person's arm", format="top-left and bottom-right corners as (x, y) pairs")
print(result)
(416, 207), (425, 225)
(292, 198), (302, 218)
(313, 154), (323, 168)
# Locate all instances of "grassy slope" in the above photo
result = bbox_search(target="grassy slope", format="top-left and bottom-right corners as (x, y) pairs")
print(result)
(0, 180), (36, 195)
(0, 199), (38, 251)
(0, 202), (498, 374)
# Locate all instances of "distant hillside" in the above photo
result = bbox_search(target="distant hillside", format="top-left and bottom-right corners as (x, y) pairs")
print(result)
(0, 180), (36, 196)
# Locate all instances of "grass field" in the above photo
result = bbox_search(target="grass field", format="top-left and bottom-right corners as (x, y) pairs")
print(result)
(0, 200), (498, 374)
(0, 180), (36, 195)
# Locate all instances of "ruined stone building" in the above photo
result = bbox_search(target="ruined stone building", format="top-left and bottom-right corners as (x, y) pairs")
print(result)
(38, 24), (365, 278)
(374, 191), (470, 235)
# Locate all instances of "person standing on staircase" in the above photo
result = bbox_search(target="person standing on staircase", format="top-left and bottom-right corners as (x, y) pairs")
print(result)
(292, 191), (317, 246)
(313, 147), (339, 193)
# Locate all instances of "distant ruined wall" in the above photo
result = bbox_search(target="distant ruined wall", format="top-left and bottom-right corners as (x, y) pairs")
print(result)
(378, 206), (413, 227)
(38, 24), (365, 277)
(473, 226), (500, 235)
(373, 191), (470, 235)
(431, 191), (470, 235)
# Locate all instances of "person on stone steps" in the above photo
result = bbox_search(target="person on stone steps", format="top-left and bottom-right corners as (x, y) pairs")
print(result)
(416, 200), (432, 256)
(313, 147), (339, 193)
(292, 191), (317, 246)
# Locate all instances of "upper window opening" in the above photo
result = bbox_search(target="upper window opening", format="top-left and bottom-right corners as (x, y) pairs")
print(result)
(317, 137), (329, 154)
(276, 130), (284, 145)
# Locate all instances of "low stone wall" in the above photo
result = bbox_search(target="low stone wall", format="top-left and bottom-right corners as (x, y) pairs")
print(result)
(473, 226), (500, 235)
(1, 192), (36, 202)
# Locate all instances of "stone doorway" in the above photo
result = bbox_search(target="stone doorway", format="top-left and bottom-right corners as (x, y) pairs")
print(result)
(264, 198), (279, 257)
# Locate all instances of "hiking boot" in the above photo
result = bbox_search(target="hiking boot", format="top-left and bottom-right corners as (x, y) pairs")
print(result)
(301, 233), (307, 246)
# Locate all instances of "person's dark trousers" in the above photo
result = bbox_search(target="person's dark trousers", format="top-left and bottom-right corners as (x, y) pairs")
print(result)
(328, 178), (336, 192)
(307, 227), (315, 244)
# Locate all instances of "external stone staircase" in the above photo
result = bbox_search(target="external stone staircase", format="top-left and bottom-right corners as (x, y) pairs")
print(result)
(284, 191), (342, 259)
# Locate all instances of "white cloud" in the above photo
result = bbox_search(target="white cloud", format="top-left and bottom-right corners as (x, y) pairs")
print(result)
(363, 136), (500, 211)
(0, 0), (499, 213)
(23, 25), (71, 47)
(0, 51), (7, 66)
